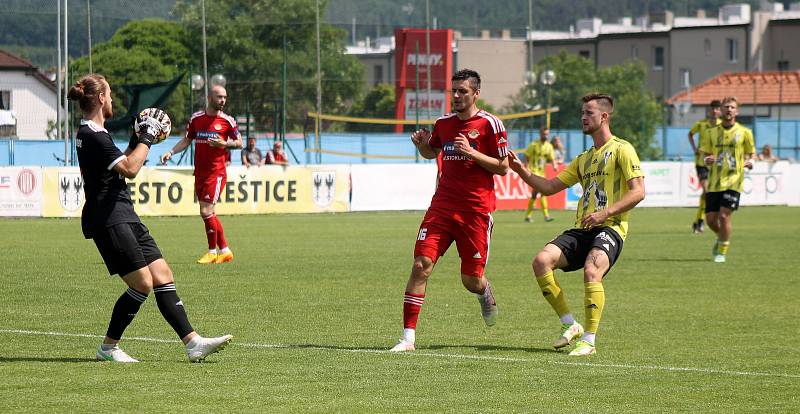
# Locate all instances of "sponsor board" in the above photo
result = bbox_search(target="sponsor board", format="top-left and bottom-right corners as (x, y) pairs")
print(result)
(42, 165), (350, 217)
(0, 167), (43, 216)
(495, 164), (566, 211)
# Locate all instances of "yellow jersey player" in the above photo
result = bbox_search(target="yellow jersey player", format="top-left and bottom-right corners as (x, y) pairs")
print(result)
(688, 100), (720, 233)
(508, 93), (645, 356)
(523, 127), (556, 222)
(699, 96), (755, 263)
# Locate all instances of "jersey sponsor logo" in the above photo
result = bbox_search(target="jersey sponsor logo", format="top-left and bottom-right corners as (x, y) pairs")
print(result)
(58, 172), (84, 212)
(76, 138), (82, 148)
(197, 131), (220, 140)
(312, 171), (336, 208)
(441, 142), (475, 161)
(468, 129), (479, 139)
(595, 231), (616, 247)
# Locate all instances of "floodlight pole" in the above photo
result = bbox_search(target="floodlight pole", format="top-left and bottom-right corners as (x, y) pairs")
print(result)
(57, 0), (62, 145)
(425, 0), (432, 119)
(316, 0), (322, 165)
(415, 41), (420, 163)
(201, 0), (209, 101)
(87, 0), (92, 73)
(282, 33), (287, 146)
(64, 0), (69, 164)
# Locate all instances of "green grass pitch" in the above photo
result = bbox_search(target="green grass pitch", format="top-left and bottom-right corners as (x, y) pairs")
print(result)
(1, 206), (798, 412)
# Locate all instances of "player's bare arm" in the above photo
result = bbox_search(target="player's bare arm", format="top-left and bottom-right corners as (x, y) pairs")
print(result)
(213, 133), (243, 150)
(161, 134), (192, 164)
(411, 128), (438, 159)
(688, 131), (698, 155)
(744, 153), (755, 170)
(115, 144), (149, 179)
(453, 133), (508, 175)
(580, 176), (645, 228)
(508, 151), (566, 195)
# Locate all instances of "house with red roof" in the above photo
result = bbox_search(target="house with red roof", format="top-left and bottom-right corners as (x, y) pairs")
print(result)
(0, 49), (59, 139)
(666, 71), (800, 125)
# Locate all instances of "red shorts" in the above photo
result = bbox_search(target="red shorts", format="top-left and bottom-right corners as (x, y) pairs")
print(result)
(413, 208), (494, 277)
(195, 174), (226, 204)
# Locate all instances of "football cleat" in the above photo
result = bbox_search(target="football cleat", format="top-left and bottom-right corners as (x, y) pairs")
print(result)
(197, 252), (218, 264)
(568, 340), (596, 356)
(186, 334), (233, 363)
(524, 216), (533, 223)
(714, 254), (726, 263)
(553, 321), (584, 349)
(477, 285), (498, 327)
(96, 344), (139, 363)
(696, 220), (705, 233)
(389, 339), (416, 352)
(214, 251), (234, 264)
(692, 221), (699, 233)
(711, 240), (719, 256)
(544, 216), (555, 222)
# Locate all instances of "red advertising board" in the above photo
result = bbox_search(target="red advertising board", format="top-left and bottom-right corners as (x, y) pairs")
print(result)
(394, 28), (453, 131)
(494, 164), (566, 210)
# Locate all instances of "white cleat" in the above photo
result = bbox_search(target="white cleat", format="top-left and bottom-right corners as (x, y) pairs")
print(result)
(96, 344), (139, 363)
(713, 254), (726, 263)
(477, 284), (498, 327)
(389, 339), (416, 352)
(186, 334), (233, 362)
(553, 321), (584, 349)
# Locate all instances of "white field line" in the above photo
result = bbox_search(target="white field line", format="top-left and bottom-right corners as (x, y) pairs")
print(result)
(1, 328), (798, 379)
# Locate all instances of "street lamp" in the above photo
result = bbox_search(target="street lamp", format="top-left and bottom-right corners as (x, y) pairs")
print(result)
(540, 69), (556, 128)
(210, 73), (227, 87)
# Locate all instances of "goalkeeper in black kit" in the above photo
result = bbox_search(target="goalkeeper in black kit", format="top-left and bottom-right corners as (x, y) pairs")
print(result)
(69, 73), (232, 362)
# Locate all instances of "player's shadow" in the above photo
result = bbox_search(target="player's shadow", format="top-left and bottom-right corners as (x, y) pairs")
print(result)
(0, 356), (96, 363)
(625, 257), (709, 263)
(424, 344), (556, 354)
(286, 343), (554, 354)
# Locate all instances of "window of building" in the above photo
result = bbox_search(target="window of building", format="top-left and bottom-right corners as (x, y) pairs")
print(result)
(579, 50), (590, 59)
(727, 38), (738, 63)
(0, 90), (10, 110)
(653, 46), (664, 70)
(373, 65), (384, 85)
(777, 60), (789, 71)
(704, 39), (712, 56)
(631, 45), (639, 59)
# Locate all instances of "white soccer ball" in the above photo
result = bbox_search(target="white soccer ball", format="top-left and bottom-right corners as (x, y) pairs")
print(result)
(134, 107), (171, 144)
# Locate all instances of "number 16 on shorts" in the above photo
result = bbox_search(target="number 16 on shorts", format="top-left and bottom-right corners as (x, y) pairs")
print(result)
(417, 228), (428, 241)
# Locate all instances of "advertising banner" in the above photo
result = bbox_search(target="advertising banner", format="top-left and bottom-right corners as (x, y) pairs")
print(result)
(43, 167), (84, 217)
(43, 165), (350, 217)
(0, 166), (42, 216)
(394, 28), (453, 131)
(351, 164), (437, 211)
(740, 160), (791, 206)
(495, 164), (566, 211)
(639, 162), (684, 207)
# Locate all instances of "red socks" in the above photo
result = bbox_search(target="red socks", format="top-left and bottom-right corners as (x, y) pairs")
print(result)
(403, 292), (425, 329)
(202, 214), (227, 250)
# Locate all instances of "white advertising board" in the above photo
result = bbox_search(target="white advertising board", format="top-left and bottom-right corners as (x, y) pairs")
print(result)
(0, 166), (42, 216)
(350, 164), (438, 211)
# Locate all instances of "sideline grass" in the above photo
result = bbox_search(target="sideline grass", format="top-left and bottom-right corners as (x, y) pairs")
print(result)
(1, 207), (798, 412)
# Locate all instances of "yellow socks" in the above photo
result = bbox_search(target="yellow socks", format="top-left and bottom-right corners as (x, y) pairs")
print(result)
(526, 196), (535, 217)
(696, 196), (705, 222)
(541, 196), (549, 218)
(718, 241), (730, 255)
(584, 282), (605, 334)
(536, 271), (570, 317)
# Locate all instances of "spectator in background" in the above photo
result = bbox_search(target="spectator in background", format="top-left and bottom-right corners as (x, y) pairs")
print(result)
(265, 140), (289, 165)
(758, 144), (779, 162)
(552, 135), (565, 165)
(241, 137), (264, 167)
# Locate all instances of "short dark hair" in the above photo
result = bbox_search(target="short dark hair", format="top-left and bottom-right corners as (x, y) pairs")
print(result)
(581, 92), (614, 113)
(452, 69), (481, 91)
(710, 99), (721, 108)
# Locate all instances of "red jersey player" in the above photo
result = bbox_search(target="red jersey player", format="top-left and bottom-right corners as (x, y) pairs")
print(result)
(390, 69), (510, 352)
(160, 85), (243, 264)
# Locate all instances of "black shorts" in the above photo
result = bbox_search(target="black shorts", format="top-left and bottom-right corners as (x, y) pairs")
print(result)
(548, 227), (624, 275)
(92, 222), (163, 276)
(705, 190), (740, 213)
(695, 166), (709, 181)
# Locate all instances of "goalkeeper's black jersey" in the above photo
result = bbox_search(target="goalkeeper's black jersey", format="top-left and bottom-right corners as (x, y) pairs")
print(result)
(75, 119), (139, 239)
